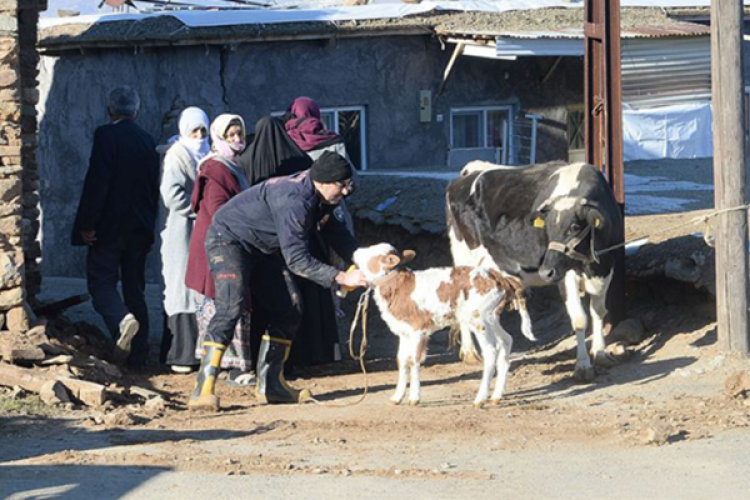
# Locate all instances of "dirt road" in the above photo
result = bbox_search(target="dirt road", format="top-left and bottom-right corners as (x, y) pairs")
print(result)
(3, 212), (750, 499)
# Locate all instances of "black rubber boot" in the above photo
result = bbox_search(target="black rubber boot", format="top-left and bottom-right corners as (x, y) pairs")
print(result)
(255, 334), (311, 404)
(188, 342), (226, 411)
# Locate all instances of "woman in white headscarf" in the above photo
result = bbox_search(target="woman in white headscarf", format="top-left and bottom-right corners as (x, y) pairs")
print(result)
(160, 107), (210, 373)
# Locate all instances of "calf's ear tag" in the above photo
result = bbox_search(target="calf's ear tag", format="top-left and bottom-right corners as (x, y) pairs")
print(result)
(533, 217), (545, 228)
(594, 218), (601, 228)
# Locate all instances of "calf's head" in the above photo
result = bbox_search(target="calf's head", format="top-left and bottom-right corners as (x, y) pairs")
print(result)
(532, 196), (605, 282)
(352, 244), (416, 282)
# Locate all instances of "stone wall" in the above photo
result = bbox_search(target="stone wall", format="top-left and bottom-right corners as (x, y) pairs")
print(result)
(0, 0), (43, 332)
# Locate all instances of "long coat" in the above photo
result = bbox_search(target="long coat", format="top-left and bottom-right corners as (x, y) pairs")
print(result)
(72, 119), (159, 249)
(184, 158), (243, 299)
(160, 142), (198, 316)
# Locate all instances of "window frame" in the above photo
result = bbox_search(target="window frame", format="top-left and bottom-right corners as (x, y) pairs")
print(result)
(449, 105), (514, 164)
(320, 105), (368, 171)
(273, 104), (368, 171)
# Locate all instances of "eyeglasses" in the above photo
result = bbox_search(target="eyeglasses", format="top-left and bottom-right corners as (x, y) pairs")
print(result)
(335, 180), (355, 193)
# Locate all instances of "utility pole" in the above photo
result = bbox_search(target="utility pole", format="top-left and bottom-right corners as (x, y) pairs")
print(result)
(711, 0), (749, 355)
(584, 0), (625, 324)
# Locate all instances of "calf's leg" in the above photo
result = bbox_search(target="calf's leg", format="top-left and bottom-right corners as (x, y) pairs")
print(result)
(391, 337), (410, 405)
(471, 324), (498, 407)
(490, 323), (513, 403)
(408, 334), (429, 406)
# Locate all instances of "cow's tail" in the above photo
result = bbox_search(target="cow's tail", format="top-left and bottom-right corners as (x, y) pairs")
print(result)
(514, 293), (537, 343)
(491, 271), (538, 343)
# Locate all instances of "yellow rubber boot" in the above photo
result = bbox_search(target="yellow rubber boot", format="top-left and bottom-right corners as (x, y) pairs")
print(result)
(188, 342), (226, 411)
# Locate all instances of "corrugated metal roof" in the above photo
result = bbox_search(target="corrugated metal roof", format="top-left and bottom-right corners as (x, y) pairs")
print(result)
(40, 6), (703, 51)
(460, 22), (710, 42)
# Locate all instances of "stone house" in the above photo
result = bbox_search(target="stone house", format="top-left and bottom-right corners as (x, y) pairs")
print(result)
(35, 5), (717, 280)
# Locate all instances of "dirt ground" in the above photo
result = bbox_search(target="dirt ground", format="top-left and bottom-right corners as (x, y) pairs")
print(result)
(3, 212), (750, 498)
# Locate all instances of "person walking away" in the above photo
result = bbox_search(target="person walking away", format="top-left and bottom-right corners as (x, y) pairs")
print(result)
(185, 114), (255, 385)
(160, 107), (210, 373)
(188, 151), (367, 411)
(71, 86), (159, 366)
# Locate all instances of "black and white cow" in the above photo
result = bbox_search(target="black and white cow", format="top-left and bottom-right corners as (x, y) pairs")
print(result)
(446, 161), (623, 381)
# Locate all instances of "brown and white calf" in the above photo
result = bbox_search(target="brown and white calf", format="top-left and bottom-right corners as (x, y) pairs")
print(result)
(352, 243), (535, 407)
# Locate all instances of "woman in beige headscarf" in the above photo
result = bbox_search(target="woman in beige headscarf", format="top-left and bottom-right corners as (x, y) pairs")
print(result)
(185, 114), (255, 385)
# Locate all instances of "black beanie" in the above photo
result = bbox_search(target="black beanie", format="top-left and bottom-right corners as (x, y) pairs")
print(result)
(310, 151), (353, 183)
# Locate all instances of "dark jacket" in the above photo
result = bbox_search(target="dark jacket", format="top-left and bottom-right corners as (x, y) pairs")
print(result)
(71, 120), (160, 249)
(212, 169), (358, 288)
(184, 158), (244, 298)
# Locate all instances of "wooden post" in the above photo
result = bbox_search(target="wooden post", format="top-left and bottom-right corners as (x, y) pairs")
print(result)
(584, 0), (626, 325)
(711, 0), (749, 355)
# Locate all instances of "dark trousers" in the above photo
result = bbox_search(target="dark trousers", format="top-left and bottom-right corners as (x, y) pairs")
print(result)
(204, 227), (302, 347)
(86, 244), (150, 365)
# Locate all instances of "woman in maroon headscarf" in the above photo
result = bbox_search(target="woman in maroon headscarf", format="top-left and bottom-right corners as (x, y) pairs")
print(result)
(284, 97), (353, 371)
(284, 96), (348, 162)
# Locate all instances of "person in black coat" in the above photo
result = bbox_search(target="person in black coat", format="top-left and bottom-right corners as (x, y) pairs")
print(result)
(71, 86), (160, 366)
(188, 152), (367, 411)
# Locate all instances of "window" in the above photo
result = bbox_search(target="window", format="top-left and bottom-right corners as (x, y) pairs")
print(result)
(450, 106), (513, 163)
(320, 106), (367, 171)
(567, 105), (586, 163)
(273, 105), (367, 170)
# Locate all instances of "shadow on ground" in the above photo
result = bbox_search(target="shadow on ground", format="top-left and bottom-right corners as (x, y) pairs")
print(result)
(0, 464), (172, 500)
(0, 415), (266, 463)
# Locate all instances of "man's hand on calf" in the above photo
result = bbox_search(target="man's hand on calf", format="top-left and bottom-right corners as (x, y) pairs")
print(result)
(335, 268), (368, 289)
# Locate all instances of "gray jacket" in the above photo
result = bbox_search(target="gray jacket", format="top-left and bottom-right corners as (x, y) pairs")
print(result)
(159, 142), (198, 316)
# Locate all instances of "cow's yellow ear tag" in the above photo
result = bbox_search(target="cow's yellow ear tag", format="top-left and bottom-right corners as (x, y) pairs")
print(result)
(533, 217), (545, 228)
(594, 218), (601, 228)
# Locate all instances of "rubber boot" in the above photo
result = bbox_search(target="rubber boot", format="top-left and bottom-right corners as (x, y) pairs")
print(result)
(255, 334), (312, 404)
(188, 342), (226, 411)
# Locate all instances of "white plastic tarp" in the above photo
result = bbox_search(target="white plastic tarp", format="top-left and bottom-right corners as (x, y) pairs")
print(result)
(41, 0), (750, 28)
(622, 101), (713, 161)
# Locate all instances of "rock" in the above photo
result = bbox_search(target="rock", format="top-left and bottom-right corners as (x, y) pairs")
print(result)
(5, 305), (28, 333)
(642, 425), (671, 446)
(39, 354), (74, 366)
(724, 371), (750, 399)
(144, 396), (166, 412)
(608, 318), (646, 346)
(0, 285), (22, 309)
(39, 380), (71, 405)
(103, 411), (137, 427)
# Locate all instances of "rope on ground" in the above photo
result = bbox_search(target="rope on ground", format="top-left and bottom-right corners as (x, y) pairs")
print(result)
(309, 287), (373, 407)
(596, 203), (750, 257)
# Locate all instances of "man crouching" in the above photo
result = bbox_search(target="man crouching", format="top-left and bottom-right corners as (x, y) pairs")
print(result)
(189, 151), (368, 411)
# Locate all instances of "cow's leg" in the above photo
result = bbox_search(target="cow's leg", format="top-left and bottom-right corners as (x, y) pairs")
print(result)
(490, 322), (513, 403)
(563, 270), (594, 382)
(391, 336), (410, 405)
(586, 270), (616, 367)
(408, 334), (429, 406)
(449, 228), (483, 364)
(471, 323), (498, 407)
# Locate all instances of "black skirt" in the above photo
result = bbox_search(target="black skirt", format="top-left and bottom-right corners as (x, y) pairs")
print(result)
(165, 313), (200, 366)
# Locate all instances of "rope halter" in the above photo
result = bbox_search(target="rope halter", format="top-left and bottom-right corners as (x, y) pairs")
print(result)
(546, 223), (600, 264)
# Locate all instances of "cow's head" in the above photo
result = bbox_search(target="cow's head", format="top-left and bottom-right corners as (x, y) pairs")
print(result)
(353, 244), (416, 282)
(531, 196), (605, 282)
